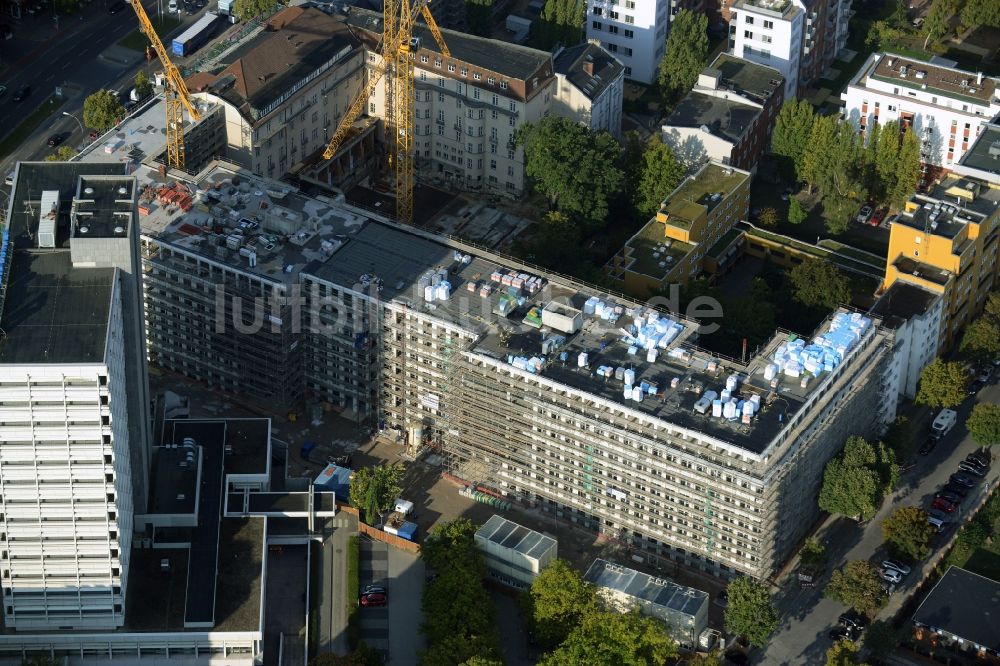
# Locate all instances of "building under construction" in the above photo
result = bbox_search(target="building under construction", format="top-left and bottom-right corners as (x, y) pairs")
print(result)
(136, 160), (898, 579)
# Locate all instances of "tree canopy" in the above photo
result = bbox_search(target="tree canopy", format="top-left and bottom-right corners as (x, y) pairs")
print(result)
(863, 620), (899, 663)
(915, 358), (968, 409)
(788, 197), (807, 225)
(517, 116), (623, 227)
(923, 0), (958, 49)
(825, 560), (887, 617)
(634, 135), (686, 217)
(825, 639), (867, 666)
(960, 293), (1000, 361)
(134, 70), (154, 101)
(83, 90), (125, 133)
(530, 0), (585, 50)
(789, 259), (851, 310)
(962, 0), (1000, 28)
(966, 403), (1000, 447)
(348, 464), (404, 525)
(44, 146), (77, 162)
(310, 643), (382, 666)
(537, 608), (678, 666)
(723, 577), (780, 647)
(233, 0), (276, 21)
(800, 537), (827, 569)
(522, 559), (598, 648)
(819, 436), (898, 521)
(882, 506), (935, 560)
(770, 99), (815, 180)
(657, 9), (709, 98)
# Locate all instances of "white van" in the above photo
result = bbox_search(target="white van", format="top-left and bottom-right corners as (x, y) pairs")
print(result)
(168, 0), (179, 12)
(931, 409), (957, 440)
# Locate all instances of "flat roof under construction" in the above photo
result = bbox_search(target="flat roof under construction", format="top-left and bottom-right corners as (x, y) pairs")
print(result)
(475, 514), (556, 561)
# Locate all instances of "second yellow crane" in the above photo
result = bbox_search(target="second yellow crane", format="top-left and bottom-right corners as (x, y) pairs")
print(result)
(323, 0), (449, 225)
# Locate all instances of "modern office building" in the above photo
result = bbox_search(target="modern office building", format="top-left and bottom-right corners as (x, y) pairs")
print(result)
(606, 161), (751, 296)
(0, 162), (152, 630)
(842, 53), (1000, 169)
(585, 0), (669, 84)
(661, 53), (784, 171)
(474, 515), (557, 589)
(584, 558), (709, 648)
(552, 42), (626, 139)
(728, 0), (853, 100)
(135, 159), (895, 579)
(881, 176), (1000, 349)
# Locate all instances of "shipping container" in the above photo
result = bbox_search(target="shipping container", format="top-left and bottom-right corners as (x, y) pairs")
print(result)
(172, 12), (220, 57)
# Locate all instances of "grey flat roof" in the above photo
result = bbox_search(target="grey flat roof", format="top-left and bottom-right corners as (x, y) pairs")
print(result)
(345, 7), (551, 81)
(584, 558), (709, 618)
(664, 92), (760, 144)
(0, 250), (113, 365)
(913, 566), (1000, 651)
(149, 446), (199, 515)
(72, 176), (136, 239)
(869, 282), (939, 329)
(476, 514), (556, 560)
(710, 53), (783, 105)
(959, 123), (1000, 177)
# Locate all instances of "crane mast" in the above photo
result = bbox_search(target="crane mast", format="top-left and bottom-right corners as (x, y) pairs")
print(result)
(127, 0), (202, 170)
(322, 1), (449, 224)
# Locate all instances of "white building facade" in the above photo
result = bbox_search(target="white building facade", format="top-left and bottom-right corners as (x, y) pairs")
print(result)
(586, 0), (670, 84)
(842, 53), (1000, 168)
(553, 43), (626, 139)
(728, 0), (803, 100)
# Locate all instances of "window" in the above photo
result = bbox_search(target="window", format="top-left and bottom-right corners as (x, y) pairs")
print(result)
(420, 55), (428, 63)
(419, 70), (427, 81)
(438, 78), (445, 88)
(492, 94), (499, 105)
(490, 159), (496, 170)
(488, 76), (496, 84)
(606, 42), (618, 53)
(624, 47), (632, 56)
(438, 92), (444, 102)
(448, 63), (455, 72)
(763, 19), (773, 29)
(509, 101), (517, 112)
(593, 6), (602, 14)
(761, 35), (772, 44)
(625, 0), (634, 7)
(434, 58), (442, 68)
(609, 25), (618, 33)
(746, 16), (753, 24)
(473, 88), (480, 99)
(624, 28), (633, 38)
(609, 10), (618, 19)
(593, 20), (602, 29)
(744, 30), (753, 38)
(369, 102), (375, 113)
(474, 72), (482, 80)
(624, 66), (631, 76)
(500, 80), (508, 89)
(624, 14), (633, 24)
(507, 165), (515, 176)
(460, 67), (467, 76)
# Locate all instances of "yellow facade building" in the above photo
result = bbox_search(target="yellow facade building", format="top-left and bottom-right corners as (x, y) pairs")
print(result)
(882, 177), (1000, 349)
(607, 161), (751, 297)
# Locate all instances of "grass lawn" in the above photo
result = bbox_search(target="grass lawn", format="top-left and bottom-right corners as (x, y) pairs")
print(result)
(0, 95), (63, 160)
(943, 491), (1000, 579)
(118, 15), (182, 51)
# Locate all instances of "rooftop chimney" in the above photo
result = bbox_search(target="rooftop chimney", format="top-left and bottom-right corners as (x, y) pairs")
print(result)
(977, 71), (984, 85)
(583, 61), (594, 76)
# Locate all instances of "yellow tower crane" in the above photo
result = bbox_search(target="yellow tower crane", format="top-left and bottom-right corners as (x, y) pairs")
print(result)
(127, 0), (202, 171)
(322, 0), (449, 225)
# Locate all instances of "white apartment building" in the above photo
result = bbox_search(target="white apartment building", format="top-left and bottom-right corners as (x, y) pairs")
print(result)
(586, 0), (670, 84)
(553, 42), (626, 138)
(0, 164), (150, 630)
(843, 53), (1000, 168)
(729, 0), (853, 100)
(347, 8), (556, 196)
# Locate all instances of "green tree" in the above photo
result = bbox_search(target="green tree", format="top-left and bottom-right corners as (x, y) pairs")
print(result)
(517, 116), (623, 226)
(348, 464), (404, 525)
(758, 207), (779, 228)
(464, 0), (493, 36)
(819, 437), (897, 521)
(634, 135), (686, 217)
(657, 9), (709, 97)
(800, 537), (827, 568)
(882, 415), (914, 455)
(537, 608), (678, 666)
(802, 114), (839, 194)
(531, 0), (585, 50)
(961, 0), (1000, 28)
(134, 70), (154, 101)
(789, 259), (851, 310)
(770, 99), (815, 180)
(459, 657), (504, 666)
(966, 403), (1000, 447)
(960, 293), (1000, 361)
(44, 146), (76, 162)
(826, 639), (866, 666)
(788, 197), (807, 225)
(724, 577), (780, 647)
(882, 506), (935, 560)
(825, 561), (887, 617)
(310, 642), (383, 665)
(233, 0), (275, 21)
(923, 0), (957, 48)
(915, 358), (968, 408)
(83, 90), (125, 133)
(888, 128), (921, 208)
(863, 620), (899, 663)
(522, 559), (597, 648)
(866, 19), (905, 50)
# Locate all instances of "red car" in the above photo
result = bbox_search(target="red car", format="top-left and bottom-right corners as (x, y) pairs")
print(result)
(932, 497), (957, 513)
(869, 208), (886, 227)
(359, 592), (387, 607)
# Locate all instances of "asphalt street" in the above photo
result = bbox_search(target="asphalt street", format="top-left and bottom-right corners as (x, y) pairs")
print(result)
(0, 0), (204, 175)
(760, 382), (1000, 665)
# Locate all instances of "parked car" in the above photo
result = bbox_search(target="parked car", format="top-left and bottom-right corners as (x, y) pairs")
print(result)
(46, 134), (63, 147)
(359, 592), (387, 607)
(870, 208), (886, 227)
(362, 584), (385, 595)
(839, 610), (868, 631)
(881, 568), (903, 584)
(963, 456), (989, 472)
(716, 590), (728, 608)
(856, 205), (874, 224)
(959, 461), (987, 477)
(943, 483), (969, 498)
(12, 85), (29, 102)
(4, 171), (13, 187)
(950, 472), (977, 488)
(978, 366), (994, 384)
(918, 437), (937, 456)
(935, 490), (963, 505)
(968, 450), (991, 467)
(881, 559), (911, 576)
(829, 625), (859, 642)
(327, 453), (353, 468)
(932, 497), (958, 513)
